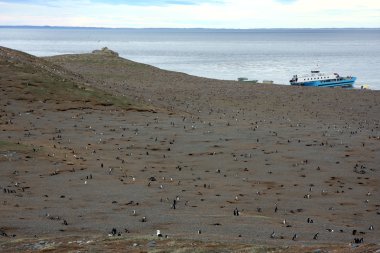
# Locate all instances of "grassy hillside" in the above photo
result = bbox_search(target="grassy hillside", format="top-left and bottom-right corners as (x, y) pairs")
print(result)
(0, 46), (137, 110)
(45, 47), (212, 86)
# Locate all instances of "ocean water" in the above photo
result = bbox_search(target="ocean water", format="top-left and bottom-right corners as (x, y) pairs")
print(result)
(1, 27), (379, 89)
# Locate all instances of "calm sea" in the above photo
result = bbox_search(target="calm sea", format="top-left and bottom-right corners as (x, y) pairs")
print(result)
(1, 27), (379, 89)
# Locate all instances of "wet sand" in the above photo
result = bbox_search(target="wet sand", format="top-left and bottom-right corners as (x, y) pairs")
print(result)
(1, 47), (379, 252)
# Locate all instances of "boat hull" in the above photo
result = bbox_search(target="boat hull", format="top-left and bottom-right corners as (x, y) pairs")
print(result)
(290, 77), (356, 88)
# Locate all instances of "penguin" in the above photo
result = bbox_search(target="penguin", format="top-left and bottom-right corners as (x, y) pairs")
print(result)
(234, 207), (240, 216)
(292, 233), (298, 241)
(313, 233), (319, 240)
(172, 199), (177, 210)
(270, 231), (276, 239)
(353, 238), (364, 244)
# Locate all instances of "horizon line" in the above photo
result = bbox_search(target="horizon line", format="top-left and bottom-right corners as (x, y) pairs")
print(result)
(1, 25), (379, 30)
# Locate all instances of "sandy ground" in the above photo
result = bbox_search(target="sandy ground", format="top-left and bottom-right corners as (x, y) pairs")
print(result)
(1, 47), (380, 252)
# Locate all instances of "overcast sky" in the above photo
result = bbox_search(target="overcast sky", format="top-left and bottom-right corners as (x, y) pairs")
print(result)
(0, 0), (379, 28)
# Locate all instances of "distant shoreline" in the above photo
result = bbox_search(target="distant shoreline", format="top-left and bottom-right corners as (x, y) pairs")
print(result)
(1, 25), (379, 31)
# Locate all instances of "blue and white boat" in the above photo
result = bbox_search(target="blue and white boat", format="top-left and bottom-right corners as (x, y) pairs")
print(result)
(290, 70), (356, 87)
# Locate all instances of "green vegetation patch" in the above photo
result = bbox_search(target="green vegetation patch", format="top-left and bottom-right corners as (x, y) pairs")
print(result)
(100, 235), (286, 253)
(24, 77), (134, 109)
(0, 140), (31, 153)
(2, 60), (137, 111)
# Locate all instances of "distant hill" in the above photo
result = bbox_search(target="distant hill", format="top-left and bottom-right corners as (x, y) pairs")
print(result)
(45, 47), (222, 87)
(0, 46), (137, 110)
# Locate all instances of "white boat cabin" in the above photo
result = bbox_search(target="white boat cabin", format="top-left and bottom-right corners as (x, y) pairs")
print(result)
(292, 70), (340, 83)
